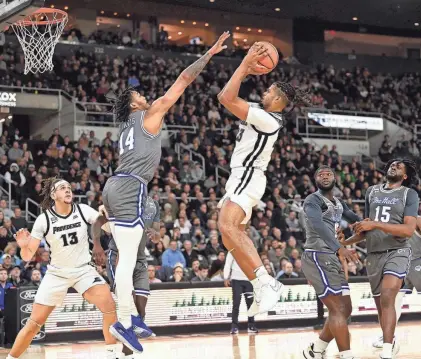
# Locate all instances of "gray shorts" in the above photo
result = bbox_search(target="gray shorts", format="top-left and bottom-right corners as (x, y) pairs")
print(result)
(302, 250), (349, 299)
(402, 257), (421, 294)
(366, 248), (412, 296)
(102, 174), (147, 227)
(106, 249), (150, 297)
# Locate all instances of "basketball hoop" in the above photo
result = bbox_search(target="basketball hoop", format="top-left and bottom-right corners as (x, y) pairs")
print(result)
(10, 8), (68, 74)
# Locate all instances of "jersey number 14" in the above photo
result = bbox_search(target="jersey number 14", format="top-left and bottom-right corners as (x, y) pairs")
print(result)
(119, 127), (134, 155)
(374, 206), (391, 223)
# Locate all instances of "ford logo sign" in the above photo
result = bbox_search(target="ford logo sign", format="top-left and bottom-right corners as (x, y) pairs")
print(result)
(20, 290), (37, 300)
(21, 317), (29, 326)
(33, 331), (46, 340)
(20, 304), (33, 314)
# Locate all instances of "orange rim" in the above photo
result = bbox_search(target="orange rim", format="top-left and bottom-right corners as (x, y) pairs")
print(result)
(14, 8), (68, 26)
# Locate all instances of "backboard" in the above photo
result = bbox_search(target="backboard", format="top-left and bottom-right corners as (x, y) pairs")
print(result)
(0, 0), (45, 31)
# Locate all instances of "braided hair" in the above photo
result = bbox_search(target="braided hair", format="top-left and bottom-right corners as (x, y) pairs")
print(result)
(40, 177), (62, 211)
(114, 86), (139, 123)
(384, 158), (418, 188)
(273, 82), (312, 110)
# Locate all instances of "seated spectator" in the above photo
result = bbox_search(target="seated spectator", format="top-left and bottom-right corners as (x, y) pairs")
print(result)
(191, 264), (210, 282)
(148, 265), (162, 283)
(285, 236), (303, 258)
(8, 266), (27, 287)
(29, 269), (42, 287)
(0, 268), (12, 312)
(265, 264), (275, 277)
(2, 243), (21, 266)
(39, 251), (50, 276)
(169, 263), (187, 282)
(208, 259), (224, 281)
(150, 241), (165, 265)
(2, 254), (13, 272)
(277, 261), (299, 279)
(162, 239), (186, 268)
(11, 207), (27, 230)
(0, 199), (13, 219)
(293, 259), (305, 278)
(217, 250), (226, 263)
(181, 239), (198, 268)
(205, 233), (222, 262)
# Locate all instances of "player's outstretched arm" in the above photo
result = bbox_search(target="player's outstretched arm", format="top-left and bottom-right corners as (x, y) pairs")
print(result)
(15, 229), (41, 262)
(341, 233), (365, 246)
(218, 42), (268, 121)
(143, 32), (230, 135)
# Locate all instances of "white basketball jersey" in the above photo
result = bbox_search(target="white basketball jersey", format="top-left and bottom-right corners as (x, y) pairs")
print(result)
(230, 103), (283, 171)
(31, 204), (100, 269)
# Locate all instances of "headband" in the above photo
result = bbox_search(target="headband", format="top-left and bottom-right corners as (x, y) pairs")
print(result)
(50, 180), (70, 199)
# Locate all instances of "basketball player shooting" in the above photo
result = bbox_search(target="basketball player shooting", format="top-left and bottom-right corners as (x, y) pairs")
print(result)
(301, 166), (360, 359)
(101, 32), (230, 352)
(100, 196), (160, 358)
(342, 159), (419, 359)
(217, 42), (312, 315)
(8, 178), (118, 359)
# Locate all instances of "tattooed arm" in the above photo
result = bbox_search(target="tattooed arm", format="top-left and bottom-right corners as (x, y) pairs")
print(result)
(143, 31), (230, 135)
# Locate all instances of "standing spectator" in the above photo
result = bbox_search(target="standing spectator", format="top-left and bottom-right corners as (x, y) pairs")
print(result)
(0, 268), (12, 311)
(4, 163), (26, 208)
(11, 207), (27, 230)
(88, 131), (100, 147)
(7, 141), (23, 162)
(224, 252), (258, 334)
(162, 239), (186, 268)
(148, 265), (162, 284)
(191, 264), (209, 282)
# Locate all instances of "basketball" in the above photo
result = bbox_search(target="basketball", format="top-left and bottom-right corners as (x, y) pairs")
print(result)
(252, 41), (279, 74)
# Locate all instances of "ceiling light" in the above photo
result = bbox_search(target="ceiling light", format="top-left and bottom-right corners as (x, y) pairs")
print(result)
(258, 29), (262, 33)
(64, 6), (69, 10)
(100, 10), (104, 14)
(50, 4), (55, 8)
(352, 17), (358, 21)
(235, 26), (240, 30)
(275, 8), (280, 11)
(117, 24), (120, 28)
(415, 22), (420, 26)
(180, 20), (185, 23)
(114, 12), (118, 16)
(168, 36), (172, 39)
(178, 31), (182, 35)
(96, 23), (99, 26)
(127, 14), (130, 17)
(193, 21), (197, 25)
(205, 23), (209, 27)
(247, 28), (251, 31)
(210, 0), (215, 2)
(243, 39), (247, 42)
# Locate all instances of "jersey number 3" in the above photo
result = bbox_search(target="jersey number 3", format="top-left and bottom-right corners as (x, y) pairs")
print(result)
(374, 206), (391, 223)
(60, 232), (79, 246)
(119, 127), (134, 155)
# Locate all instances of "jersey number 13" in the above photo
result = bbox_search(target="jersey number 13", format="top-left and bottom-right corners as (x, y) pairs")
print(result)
(60, 232), (79, 247)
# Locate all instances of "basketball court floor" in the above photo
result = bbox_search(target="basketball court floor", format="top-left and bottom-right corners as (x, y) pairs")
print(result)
(0, 322), (420, 359)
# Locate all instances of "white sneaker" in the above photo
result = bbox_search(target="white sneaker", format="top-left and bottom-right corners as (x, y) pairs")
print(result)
(379, 339), (400, 358)
(372, 335), (383, 349)
(247, 276), (283, 316)
(302, 343), (325, 359)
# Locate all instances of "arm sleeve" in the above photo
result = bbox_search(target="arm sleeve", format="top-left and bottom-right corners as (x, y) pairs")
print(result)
(80, 204), (100, 224)
(340, 200), (361, 223)
(153, 201), (161, 222)
(223, 252), (234, 280)
(30, 215), (47, 240)
(20, 173), (26, 186)
(304, 197), (341, 252)
(404, 189), (419, 217)
(364, 186), (373, 219)
(246, 103), (282, 133)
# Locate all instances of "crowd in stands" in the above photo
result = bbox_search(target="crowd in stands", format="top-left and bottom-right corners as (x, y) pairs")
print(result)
(0, 34), (420, 307)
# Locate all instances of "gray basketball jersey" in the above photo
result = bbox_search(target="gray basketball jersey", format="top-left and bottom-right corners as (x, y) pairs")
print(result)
(108, 197), (160, 260)
(365, 185), (411, 253)
(304, 192), (344, 252)
(115, 110), (162, 183)
(409, 219), (421, 259)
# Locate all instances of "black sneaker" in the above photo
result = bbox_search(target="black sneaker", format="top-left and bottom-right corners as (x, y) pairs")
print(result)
(247, 324), (259, 334)
(230, 325), (239, 334)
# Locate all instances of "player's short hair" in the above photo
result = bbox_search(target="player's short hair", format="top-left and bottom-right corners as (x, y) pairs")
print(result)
(273, 82), (312, 108)
(314, 165), (334, 179)
(384, 158), (418, 187)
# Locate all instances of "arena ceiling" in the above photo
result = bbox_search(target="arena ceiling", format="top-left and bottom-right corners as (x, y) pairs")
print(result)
(150, 0), (421, 29)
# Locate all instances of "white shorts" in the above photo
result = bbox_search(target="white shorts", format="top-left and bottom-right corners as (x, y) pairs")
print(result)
(217, 168), (266, 224)
(34, 264), (106, 307)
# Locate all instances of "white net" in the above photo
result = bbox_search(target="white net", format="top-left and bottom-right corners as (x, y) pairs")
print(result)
(11, 9), (68, 74)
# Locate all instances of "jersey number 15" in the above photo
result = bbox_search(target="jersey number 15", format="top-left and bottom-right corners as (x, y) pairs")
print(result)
(374, 206), (391, 223)
(119, 127), (134, 155)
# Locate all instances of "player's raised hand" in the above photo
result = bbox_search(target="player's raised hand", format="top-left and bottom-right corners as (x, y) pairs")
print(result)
(98, 205), (109, 219)
(92, 244), (106, 267)
(208, 31), (231, 55)
(146, 228), (160, 244)
(242, 42), (268, 73)
(14, 228), (31, 249)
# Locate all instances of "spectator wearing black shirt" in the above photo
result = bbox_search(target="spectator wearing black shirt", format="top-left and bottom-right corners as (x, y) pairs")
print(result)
(11, 207), (27, 230)
(181, 239), (199, 268)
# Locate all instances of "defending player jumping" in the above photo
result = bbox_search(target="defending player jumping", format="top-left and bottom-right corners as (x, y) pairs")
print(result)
(100, 196), (160, 358)
(7, 178), (118, 359)
(342, 159), (419, 359)
(301, 166), (360, 359)
(101, 32), (230, 352)
(217, 42), (311, 315)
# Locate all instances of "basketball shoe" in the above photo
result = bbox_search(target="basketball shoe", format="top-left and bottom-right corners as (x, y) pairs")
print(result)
(131, 315), (155, 338)
(109, 322), (143, 354)
(248, 274), (283, 316)
(378, 340), (400, 358)
(302, 343), (326, 359)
